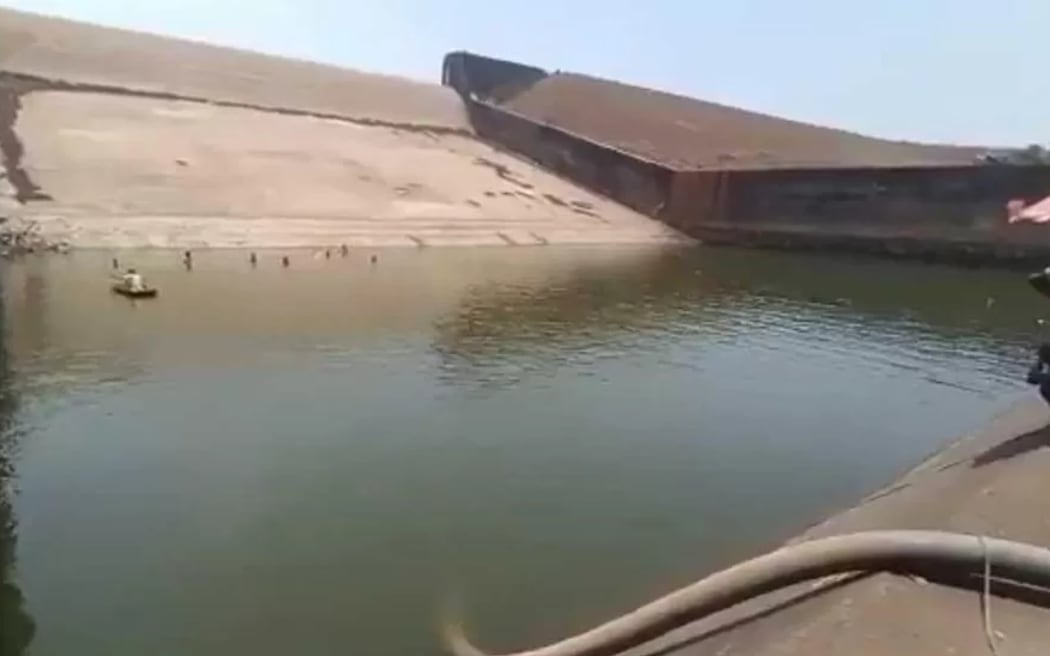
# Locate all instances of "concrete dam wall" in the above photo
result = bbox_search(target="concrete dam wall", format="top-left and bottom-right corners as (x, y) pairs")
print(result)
(444, 53), (681, 220)
(443, 52), (1050, 264)
(5, 6), (1049, 259)
(0, 8), (684, 249)
(672, 166), (1050, 263)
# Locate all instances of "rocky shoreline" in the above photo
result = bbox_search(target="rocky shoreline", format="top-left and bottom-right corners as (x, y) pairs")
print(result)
(0, 216), (70, 256)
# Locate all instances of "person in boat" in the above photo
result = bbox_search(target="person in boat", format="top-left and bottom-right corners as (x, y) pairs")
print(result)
(121, 268), (146, 293)
(1026, 343), (1050, 406)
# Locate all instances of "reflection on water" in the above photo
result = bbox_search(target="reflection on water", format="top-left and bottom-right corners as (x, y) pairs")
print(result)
(0, 271), (35, 656)
(0, 246), (1044, 656)
(434, 248), (1034, 396)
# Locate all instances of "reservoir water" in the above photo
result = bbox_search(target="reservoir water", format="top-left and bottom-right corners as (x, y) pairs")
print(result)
(0, 245), (1044, 656)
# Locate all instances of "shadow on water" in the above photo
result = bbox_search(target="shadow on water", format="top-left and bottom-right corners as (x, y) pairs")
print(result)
(0, 271), (34, 656)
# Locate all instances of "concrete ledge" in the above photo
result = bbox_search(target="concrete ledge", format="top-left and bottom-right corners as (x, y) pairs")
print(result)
(626, 398), (1050, 655)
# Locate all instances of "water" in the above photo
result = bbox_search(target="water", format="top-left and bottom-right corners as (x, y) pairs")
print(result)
(0, 245), (1044, 656)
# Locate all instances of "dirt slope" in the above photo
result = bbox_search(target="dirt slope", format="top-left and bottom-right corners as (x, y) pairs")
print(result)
(501, 73), (985, 169)
(0, 6), (468, 129)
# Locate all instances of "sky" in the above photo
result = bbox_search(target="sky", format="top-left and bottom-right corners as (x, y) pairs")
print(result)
(2, 0), (1047, 146)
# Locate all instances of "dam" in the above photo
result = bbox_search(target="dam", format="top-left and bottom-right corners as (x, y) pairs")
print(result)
(442, 52), (1050, 265)
(3, 8), (1050, 259)
(0, 8), (683, 249)
(3, 7), (1050, 656)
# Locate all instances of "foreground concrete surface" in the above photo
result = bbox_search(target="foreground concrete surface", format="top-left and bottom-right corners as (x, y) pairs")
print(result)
(619, 398), (1050, 656)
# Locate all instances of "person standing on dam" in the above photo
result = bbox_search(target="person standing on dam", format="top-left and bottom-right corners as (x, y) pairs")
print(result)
(1026, 343), (1050, 406)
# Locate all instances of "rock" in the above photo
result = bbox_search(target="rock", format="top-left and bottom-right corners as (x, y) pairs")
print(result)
(0, 218), (72, 257)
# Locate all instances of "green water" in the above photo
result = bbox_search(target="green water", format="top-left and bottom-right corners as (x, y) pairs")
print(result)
(0, 245), (1044, 656)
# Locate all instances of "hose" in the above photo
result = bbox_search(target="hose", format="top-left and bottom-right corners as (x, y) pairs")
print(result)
(441, 530), (1050, 656)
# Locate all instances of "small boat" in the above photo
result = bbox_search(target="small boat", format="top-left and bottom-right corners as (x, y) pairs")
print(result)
(111, 284), (158, 299)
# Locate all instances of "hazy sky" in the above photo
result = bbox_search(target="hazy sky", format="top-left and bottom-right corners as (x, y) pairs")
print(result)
(3, 0), (1047, 146)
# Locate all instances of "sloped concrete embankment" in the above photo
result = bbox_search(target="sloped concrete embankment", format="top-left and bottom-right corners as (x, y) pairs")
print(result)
(625, 398), (1050, 656)
(443, 52), (1050, 266)
(0, 8), (685, 249)
(0, 6), (471, 129)
(1, 80), (684, 248)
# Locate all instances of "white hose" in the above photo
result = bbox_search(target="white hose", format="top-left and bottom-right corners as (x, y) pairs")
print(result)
(442, 530), (1050, 656)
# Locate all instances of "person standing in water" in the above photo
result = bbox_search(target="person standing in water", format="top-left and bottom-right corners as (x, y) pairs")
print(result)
(1026, 343), (1050, 406)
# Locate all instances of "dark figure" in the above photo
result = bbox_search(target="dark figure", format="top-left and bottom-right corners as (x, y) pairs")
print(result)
(370, 254), (378, 265)
(1029, 268), (1050, 300)
(182, 250), (193, 270)
(282, 256), (290, 268)
(325, 249), (331, 260)
(249, 252), (257, 266)
(340, 244), (349, 257)
(1027, 343), (1050, 405)
(112, 257), (119, 270)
